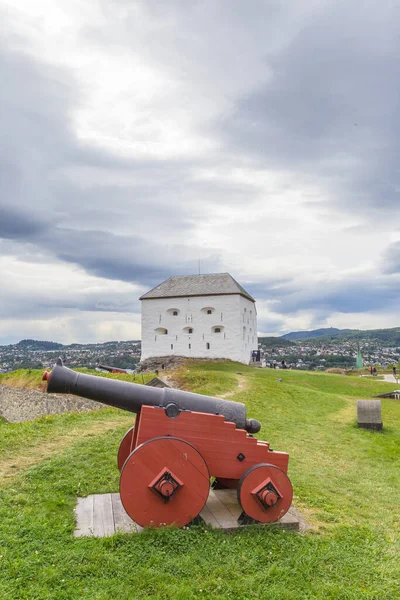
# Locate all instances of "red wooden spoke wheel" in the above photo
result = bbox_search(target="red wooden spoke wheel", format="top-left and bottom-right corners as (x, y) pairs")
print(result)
(117, 426), (135, 472)
(120, 436), (210, 528)
(237, 463), (293, 523)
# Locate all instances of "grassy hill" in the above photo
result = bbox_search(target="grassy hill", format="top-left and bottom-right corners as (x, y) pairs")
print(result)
(331, 327), (400, 345)
(0, 368), (153, 390)
(289, 327), (400, 346)
(281, 327), (350, 340)
(0, 363), (399, 599)
(258, 336), (296, 348)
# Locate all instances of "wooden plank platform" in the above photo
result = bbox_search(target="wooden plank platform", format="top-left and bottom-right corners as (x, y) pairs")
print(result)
(74, 490), (299, 537)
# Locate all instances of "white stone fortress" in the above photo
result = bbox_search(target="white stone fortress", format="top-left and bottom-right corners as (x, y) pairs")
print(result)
(140, 273), (257, 365)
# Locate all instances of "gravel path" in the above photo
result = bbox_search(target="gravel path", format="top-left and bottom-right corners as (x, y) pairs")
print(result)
(0, 385), (103, 423)
(381, 374), (400, 384)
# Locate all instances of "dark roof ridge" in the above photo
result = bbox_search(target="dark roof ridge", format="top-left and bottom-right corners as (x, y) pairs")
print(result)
(139, 273), (255, 302)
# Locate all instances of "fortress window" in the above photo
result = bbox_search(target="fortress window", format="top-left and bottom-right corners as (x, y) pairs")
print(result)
(188, 328), (193, 334)
(155, 328), (168, 335)
(173, 311), (178, 316)
(206, 343), (210, 349)
(207, 309), (212, 315)
(171, 344), (174, 350)
(212, 325), (224, 334)
(189, 344), (191, 350)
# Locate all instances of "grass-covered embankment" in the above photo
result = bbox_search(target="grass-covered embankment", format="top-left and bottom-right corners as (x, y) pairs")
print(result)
(0, 363), (399, 599)
(0, 368), (154, 391)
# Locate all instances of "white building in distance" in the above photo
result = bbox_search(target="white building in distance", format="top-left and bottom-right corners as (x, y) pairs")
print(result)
(140, 273), (257, 364)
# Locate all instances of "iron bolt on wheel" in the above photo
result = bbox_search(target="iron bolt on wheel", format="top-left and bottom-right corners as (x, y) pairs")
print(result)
(120, 436), (210, 528)
(237, 463), (293, 523)
(117, 426), (135, 472)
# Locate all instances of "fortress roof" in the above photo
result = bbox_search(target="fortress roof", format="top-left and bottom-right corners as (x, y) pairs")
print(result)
(140, 273), (255, 302)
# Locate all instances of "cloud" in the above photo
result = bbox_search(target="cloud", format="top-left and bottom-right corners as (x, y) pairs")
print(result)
(0, 255), (141, 315)
(0, 207), (46, 239)
(0, 254), (143, 344)
(0, 314), (142, 347)
(381, 241), (400, 275)
(0, 40), (223, 287)
(252, 271), (400, 330)
(217, 1), (400, 217)
(1, 1), (400, 343)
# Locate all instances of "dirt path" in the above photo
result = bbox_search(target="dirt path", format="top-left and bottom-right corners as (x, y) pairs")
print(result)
(381, 374), (400, 384)
(330, 396), (356, 424)
(0, 416), (132, 481)
(217, 375), (248, 399)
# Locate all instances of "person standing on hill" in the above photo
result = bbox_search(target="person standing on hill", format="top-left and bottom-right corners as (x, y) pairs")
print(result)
(393, 366), (397, 378)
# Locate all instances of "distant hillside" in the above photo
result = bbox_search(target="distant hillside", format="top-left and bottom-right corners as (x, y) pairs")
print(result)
(65, 340), (140, 349)
(6, 339), (141, 351)
(258, 337), (296, 348)
(0, 339), (142, 372)
(16, 339), (64, 350)
(280, 327), (400, 346)
(316, 328), (400, 346)
(281, 328), (350, 340)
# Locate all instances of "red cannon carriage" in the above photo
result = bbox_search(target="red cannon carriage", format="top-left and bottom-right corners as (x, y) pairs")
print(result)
(43, 359), (293, 528)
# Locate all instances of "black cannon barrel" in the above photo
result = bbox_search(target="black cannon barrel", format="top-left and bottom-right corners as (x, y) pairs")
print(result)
(44, 359), (261, 434)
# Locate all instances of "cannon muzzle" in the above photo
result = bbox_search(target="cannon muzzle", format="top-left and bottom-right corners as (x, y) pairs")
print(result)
(44, 359), (261, 434)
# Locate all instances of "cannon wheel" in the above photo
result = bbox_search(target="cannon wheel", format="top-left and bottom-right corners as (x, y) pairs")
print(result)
(237, 463), (293, 523)
(120, 436), (210, 528)
(117, 426), (135, 472)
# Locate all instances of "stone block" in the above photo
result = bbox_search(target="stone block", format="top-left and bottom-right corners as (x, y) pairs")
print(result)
(357, 399), (382, 431)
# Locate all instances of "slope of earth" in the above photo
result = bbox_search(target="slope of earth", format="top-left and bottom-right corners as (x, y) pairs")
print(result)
(0, 368), (154, 390)
(0, 364), (399, 600)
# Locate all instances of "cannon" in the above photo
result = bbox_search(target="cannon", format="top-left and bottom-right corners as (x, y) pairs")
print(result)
(43, 359), (293, 528)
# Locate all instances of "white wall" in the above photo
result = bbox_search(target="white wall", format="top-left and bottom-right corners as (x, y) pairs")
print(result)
(239, 295), (258, 358)
(141, 294), (257, 364)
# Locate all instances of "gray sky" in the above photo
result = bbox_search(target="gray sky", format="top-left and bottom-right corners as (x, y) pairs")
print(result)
(1, 0), (400, 344)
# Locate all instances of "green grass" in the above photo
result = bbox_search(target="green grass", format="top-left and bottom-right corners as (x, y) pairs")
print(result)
(0, 408), (128, 460)
(0, 368), (155, 390)
(172, 362), (240, 395)
(0, 364), (399, 599)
